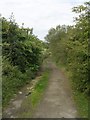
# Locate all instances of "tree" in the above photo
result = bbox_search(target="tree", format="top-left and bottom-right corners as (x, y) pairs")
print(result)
(45, 2), (89, 95)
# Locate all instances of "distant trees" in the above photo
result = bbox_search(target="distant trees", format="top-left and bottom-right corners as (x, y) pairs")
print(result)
(45, 2), (89, 95)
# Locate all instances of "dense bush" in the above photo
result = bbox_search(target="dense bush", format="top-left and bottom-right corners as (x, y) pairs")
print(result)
(2, 58), (36, 106)
(45, 2), (89, 95)
(1, 14), (45, 106)
(2, 15), (43, 72)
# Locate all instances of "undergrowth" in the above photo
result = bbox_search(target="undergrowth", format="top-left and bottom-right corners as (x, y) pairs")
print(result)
(56, 62), (88, 118)
(18, 69), (50, 117)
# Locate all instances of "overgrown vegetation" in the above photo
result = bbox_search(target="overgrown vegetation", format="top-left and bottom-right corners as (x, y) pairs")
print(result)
(45, 2), (89, 117)
(1, 1), (89, 117)
(72, 84), (88, 117)
(1, 14), (46, 107)
(18, 69), (50, 118)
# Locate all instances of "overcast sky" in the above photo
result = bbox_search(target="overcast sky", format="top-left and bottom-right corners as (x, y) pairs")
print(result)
(0, 0), (86, 40)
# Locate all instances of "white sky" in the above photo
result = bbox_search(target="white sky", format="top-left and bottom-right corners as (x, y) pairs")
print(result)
(0, 0), (86, 40)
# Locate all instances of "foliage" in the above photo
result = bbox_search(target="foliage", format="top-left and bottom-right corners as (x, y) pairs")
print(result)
(2, 16), (43, 72)
(2, 58), (29, 106)
(1, 14), (45, 106)
(72, 81), (88, 118)
(45, 2), (89, 95)
(18, 69), (50, 118)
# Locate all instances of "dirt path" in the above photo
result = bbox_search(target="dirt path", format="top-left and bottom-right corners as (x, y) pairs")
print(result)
(32, 62), (78, 118)
(3, 61), (78, 118)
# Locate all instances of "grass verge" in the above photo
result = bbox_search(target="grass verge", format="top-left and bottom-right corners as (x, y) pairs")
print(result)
(72, 87), (88, 118)
(18, 69), (50, 118)
(56, 62), (88, 118)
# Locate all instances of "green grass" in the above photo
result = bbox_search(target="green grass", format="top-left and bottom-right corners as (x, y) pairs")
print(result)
(72, 81), (88, 118)
(18, 69), (50, 118)
(31, 70), (50, 107)
(56, 62), (88, 118)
